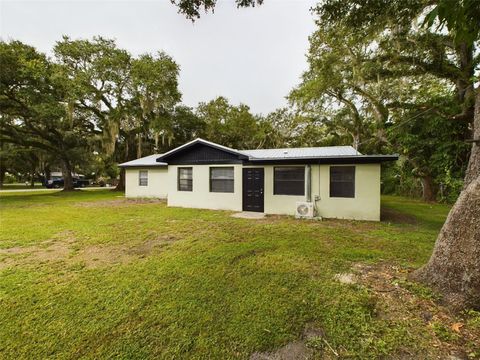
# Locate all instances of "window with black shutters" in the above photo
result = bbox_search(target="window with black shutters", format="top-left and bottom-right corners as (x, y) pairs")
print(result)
(273, 167), (305, 196)
(178, 167), (192, 191)
(330, 166), (355, 198)
(139, 170), (148, 186)
(210, 167), (234, 193)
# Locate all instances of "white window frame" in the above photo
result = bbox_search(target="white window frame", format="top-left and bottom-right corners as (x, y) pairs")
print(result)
(139, 170), (148, 186)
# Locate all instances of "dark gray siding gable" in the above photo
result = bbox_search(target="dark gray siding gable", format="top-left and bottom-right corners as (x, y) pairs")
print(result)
(160, 143), (245, 165)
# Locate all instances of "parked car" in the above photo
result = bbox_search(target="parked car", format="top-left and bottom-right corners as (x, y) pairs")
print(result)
(45, 177), (90, 189)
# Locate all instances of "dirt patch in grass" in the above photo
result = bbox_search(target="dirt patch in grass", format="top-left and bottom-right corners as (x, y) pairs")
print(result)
(250, 341), (313, 360)
(0, 230), (76, 263)
(230, 249), (267, 264)
(76, 245), (131, 269)
(128, 235), (177, 256)
(353, 262), (480, 359)
(75, 198), (166, 208)
(250, 324), (334, 360)
(0, 230), (177, 270)
(0, 257), (17, 271)
(381, 207), (418, 225)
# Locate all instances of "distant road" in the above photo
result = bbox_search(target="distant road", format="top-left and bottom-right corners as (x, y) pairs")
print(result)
(0, 187), (108, 193)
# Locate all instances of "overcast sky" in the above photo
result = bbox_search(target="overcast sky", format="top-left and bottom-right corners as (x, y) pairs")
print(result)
(0, 0), (317, 115)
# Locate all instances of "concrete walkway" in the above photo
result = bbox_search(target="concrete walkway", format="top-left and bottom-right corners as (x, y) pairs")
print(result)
(231, 211), (266, 219)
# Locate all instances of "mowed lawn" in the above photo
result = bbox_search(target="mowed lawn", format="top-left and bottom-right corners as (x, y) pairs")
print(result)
(0, 190), (478, 359)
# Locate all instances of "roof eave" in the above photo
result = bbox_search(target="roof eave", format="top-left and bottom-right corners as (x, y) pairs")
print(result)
(118, 163), (168, 168)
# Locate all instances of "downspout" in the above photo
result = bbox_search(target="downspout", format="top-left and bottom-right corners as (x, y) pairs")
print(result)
(306, 165), (312, 202)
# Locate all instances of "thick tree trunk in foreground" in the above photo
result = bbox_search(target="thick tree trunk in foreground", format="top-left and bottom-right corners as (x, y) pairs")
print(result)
(61, 159), (75, 191)
(412, 88), (480, 309)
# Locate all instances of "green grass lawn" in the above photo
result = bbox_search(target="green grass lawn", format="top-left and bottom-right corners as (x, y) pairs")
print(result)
(0, 182), (44, 190)
(0, 190), (478, 359)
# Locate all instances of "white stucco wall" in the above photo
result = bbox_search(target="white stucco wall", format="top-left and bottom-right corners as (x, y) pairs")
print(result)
(166, 164), (243, 211)
(125, 168), (168, 198)
(247, 164), (380, 220)
(314, 164), (381, 221)
(258, 165), (306, 215)
(124, 163), (381, 220)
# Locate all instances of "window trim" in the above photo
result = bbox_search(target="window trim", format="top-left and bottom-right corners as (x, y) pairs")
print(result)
(138, 170), (148, 186)
(177, 167), (193, 192)
(209, 166), (234, 193)
(329, 166), (355, 198)
(273, 166), (305, 196)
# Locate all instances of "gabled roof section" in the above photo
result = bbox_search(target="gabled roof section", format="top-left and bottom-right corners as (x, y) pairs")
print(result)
(156, 138), (248, 163)
(118, 154), (167, 168)
(119, 139), (398, 167)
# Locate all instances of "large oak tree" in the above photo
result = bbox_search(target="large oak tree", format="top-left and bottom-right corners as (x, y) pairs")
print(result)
(0, 41), (93, 190)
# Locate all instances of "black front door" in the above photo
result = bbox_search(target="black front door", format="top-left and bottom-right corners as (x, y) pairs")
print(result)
(243, 168), (264, 212)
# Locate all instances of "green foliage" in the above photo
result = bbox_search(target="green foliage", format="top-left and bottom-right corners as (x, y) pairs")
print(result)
(0, 40), (93, 188)
(431, 322), (460, 342)
(466, 309), (480, 329)
(2, 0), (477, 198)
(290, 0), (478, 201)
(169, 105), (206, 147)
(196, 97), (271, 149)
(171, 0), (262, 19)
(394, 279), (440, 300)
(386, 94), (469, 201)
(1, 37), (184, 186)
(424, 0), (480, 45)
(129, 52), (182, 149)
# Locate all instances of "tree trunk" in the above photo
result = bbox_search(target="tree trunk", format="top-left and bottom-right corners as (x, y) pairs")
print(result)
(30, 162), (36, 188)
(114, 168), (125, 192)
(44, 164), (51, 186)
(61, 159), (75, 191)
(0, 168), (5, 188)
(412, 87), (480, 310)
(137, 133), (142, 158)
(421, 175), (436, 202)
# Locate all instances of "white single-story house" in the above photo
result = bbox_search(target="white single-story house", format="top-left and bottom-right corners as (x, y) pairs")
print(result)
(119, 138), (398, 221)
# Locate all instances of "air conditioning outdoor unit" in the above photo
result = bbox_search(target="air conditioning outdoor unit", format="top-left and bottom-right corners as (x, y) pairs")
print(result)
(295, 201), (315, 218)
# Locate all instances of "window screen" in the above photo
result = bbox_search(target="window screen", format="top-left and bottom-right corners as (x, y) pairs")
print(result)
(178, 167), (192, 191)
(139, 170), (148, 186)
(210, 167), (234, 193)
(330, 166), (355, 198)
(273, 167), (305, 196)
